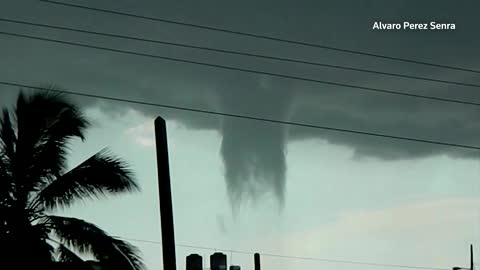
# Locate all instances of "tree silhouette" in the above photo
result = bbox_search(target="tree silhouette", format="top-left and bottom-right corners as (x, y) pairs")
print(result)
(0, 88), (145, 270)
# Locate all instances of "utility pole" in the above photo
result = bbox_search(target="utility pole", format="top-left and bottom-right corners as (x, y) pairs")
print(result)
(155, 117), (177, 270)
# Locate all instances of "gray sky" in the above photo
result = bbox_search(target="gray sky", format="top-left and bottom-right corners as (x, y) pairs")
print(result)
(1, 0), (480, 270)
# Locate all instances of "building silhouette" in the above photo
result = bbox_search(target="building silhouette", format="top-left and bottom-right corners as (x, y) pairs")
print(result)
(210, 252), (227, 270)
(186, 254), (203, 270)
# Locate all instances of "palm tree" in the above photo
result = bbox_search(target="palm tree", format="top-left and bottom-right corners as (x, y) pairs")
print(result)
(0, 88), (145, 270)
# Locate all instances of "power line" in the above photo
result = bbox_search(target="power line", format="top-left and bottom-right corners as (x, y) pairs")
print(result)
(38, 0), (480, 75)
(117, 236), (449, 270)
(2, 18), (480, 89)
(1, 81), (480, 151)
(1, 31), (480, 109)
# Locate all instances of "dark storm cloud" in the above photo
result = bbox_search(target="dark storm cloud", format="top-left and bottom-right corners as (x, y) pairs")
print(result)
(1, 0), (480, 207)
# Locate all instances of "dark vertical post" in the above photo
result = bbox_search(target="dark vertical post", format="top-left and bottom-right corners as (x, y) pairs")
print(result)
(254, 253), (260, 270)
(186, 254), (203, 270)
(155, 117), (177, 270)
(470, 244), (473, 270)
(211, 252), (227, 270)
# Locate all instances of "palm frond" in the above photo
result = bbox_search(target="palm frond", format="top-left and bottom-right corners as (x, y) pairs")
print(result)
(15, 88), (89, 143)
(2, 226), (56, 268)
(0, 109), (15, 204)
(56, 244), (88, 266)
(104, 238), (145, 270)
(0, 108), (16, 162)
(48, 215), (146, 270)
(53, 242), (93, 270)
(0, 89), (145, 269)
(36, 148), (139, 209)
(13, 89), (90, 194)
(0, 158), (13, 206)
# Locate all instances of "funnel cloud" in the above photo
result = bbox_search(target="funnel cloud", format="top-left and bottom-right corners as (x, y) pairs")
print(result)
(218, 76), (293, 207)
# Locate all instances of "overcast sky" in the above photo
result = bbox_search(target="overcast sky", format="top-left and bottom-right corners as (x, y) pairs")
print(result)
(1, 0), (480, 270)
